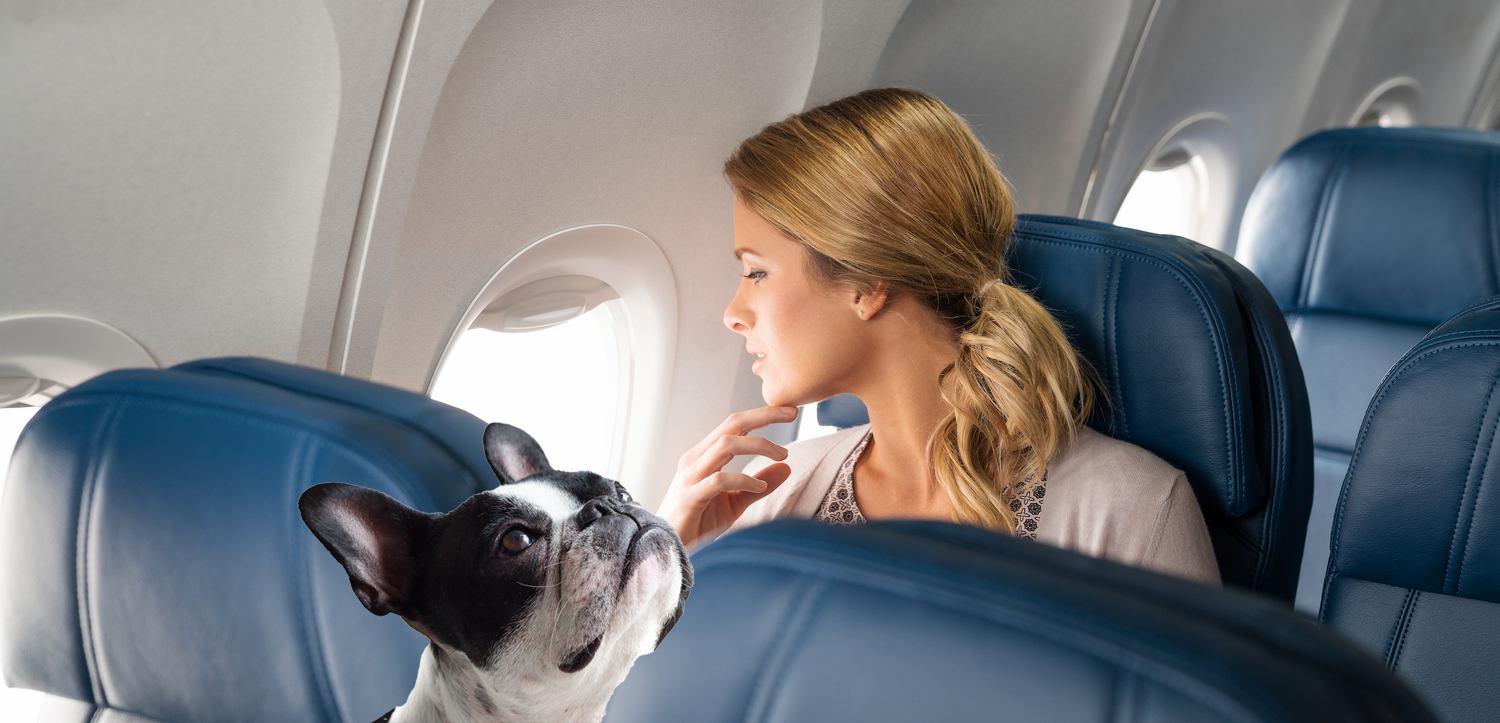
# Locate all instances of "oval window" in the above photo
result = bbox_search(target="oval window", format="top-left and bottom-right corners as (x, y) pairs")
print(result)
(431, 301), (626, 476)
(1114, 149), (1211, 243)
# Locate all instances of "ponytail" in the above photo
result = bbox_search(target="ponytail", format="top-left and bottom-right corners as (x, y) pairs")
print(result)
(725, 87), (1096, 535)
(932, 281), (1094, 533)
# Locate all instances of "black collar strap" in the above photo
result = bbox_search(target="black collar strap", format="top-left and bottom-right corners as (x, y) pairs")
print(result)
(372, 709), (395, 723)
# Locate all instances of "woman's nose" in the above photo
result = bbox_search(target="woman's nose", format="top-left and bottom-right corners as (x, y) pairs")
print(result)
(723, 289), (751, 334)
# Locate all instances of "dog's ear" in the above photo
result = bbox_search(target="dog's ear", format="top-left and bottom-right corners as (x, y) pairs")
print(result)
(484, 423), (553, 484)
(299, 483), (434, 618)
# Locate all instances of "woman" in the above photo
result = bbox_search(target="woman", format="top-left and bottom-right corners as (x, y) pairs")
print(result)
(657, 88), (1218, 583)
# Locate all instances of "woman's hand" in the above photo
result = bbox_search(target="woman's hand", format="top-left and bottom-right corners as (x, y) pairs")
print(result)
(657, 406), (798, 546)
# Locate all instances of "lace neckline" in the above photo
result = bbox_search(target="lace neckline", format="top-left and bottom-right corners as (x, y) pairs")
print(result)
(812, 430), (1046, 538)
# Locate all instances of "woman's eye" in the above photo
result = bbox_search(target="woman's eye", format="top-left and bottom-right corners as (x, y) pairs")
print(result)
(742, 270), (767, 281)
(501, 529), (534, 554)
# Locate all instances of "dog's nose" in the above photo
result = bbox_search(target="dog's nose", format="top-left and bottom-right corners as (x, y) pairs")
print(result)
(574, 497), (630, 530)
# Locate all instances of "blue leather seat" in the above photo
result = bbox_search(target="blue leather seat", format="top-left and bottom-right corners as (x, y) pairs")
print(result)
(607, 519), (1434, 723)
(0, 357), (495, 723)
(1320, 297), (1500, 723)
(815, 215), (1314, 602)
(1235, 127), (1500, 611)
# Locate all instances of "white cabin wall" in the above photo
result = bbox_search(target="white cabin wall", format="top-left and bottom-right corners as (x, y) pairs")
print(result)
(1082, 0), (1354, 253)
(335, 0), (825, 503)
(802, 0), (913, 107)
(1300, 0), (1500, 132)
(0, 0), (408, 368)
(869, 0), (1153, 216)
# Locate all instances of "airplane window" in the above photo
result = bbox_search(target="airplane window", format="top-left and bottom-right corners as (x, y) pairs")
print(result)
(795, 404), (840, 441)
(1354, 106), (1413, 128)
(0, 405), (43, 718)
(1113, 150), (1212, 246)
(1349, 78), (1420, 129)
(430, 303), (623, 476)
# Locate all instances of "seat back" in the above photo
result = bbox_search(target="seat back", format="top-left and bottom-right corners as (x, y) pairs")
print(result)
(607, 520), (1434, 723)
(1011, 215), (1313, 600)
(1235, 126), (1500, 611)
(1321, 297), (1500, 723)
(812, 216), (1313, 601)
(0, 357), (495, 723)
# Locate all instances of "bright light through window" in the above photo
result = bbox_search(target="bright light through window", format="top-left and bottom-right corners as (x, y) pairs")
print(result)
(431, 305), (621, 477)
(1114, 154), (1210, 245)
(1, 406), (44, 720)
(796, 405), (839, 441)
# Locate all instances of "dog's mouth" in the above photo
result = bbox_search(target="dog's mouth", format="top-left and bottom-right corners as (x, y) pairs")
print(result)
(553, 516), (689, 674)
(559, 634), (603, 673)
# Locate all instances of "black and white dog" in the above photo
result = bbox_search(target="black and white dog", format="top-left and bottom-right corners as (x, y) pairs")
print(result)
(299, 423), (692, 723)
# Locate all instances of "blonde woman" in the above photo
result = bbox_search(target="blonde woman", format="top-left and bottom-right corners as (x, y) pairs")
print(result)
(657, 88), (1219, 583)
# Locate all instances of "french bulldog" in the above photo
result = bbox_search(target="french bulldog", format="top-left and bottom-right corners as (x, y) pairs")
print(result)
(299, 423), (692, 723)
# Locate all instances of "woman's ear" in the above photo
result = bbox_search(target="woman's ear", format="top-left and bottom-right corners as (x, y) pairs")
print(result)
(852, 282), (890, 320)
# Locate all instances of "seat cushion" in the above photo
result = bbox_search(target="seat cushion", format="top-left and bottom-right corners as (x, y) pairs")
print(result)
(608, 520), (1433, 723)
(0, 359), (496, 723)
(1323, 296), (1500, 723)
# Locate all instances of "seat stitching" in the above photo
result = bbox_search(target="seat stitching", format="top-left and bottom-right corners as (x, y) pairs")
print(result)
(1205, 252), (1292, 589)
(75, 399), (125, 707)
(179, 364), (487, 496)
(742, 578), (825, 723)
(1109, 256), (1130, 439)
(1329, 340), (1500, 610)
(1445, 365), (1500, 594)
(1297, 142), (1354, 310)
(1389, 591), (1422, 670)
(1014, 233), (1242, 504)
(52, 392), (436, 511)
(1488, 149), (1500, 294)
(289, 437), (345, 722)
(702, 547), (1266, 722)
(1107, 670), (1139, 723)
(1380, 588), (1415, 665)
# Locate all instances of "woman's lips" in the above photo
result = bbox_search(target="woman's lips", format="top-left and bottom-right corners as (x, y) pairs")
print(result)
(750, 351), (766, 374)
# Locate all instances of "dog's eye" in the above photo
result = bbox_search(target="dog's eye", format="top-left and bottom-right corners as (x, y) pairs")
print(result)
(618, 489), (632, 503)
(501, 529), (534, 554)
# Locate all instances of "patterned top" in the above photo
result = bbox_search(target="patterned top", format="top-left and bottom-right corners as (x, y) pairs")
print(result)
(813, 430), (1046, 539)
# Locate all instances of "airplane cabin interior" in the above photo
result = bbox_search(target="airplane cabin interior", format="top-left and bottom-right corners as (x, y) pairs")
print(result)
(5, 1), (1500, 721)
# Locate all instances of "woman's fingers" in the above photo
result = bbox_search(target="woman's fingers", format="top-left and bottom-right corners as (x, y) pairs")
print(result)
(681, 406), (798, 463)
(697, 470), (777, 498)
(685, 434), (788, 481)
(728, 462), (791, 515)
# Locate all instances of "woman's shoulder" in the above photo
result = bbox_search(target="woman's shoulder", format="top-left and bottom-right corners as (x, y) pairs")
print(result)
(1047, 426), (1183, 495)
(1040, 427), (1220, 584)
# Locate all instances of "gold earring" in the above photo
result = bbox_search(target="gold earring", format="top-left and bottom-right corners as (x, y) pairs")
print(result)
(857, 309), (864, 317)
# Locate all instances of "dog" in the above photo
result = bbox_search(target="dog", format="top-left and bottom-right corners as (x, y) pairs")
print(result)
(299, 423), (692, 723)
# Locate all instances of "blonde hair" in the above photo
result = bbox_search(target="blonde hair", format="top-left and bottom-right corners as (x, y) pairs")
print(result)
(724, 87), (1094, 534)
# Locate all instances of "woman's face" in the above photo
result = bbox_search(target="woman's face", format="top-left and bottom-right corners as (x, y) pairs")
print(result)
(724, 197), (869, 407)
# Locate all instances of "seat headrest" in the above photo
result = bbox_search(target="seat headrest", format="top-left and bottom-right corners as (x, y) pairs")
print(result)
(1010, 216), (1271, 519)
(802, 216), (1314, 599)
(815, 394), (869, 429)
(0, 358), (495, 722)
(1332, 296), (1500, 603)
(1237, 127), (1500, 326)
(607, 520), (1433, 723)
